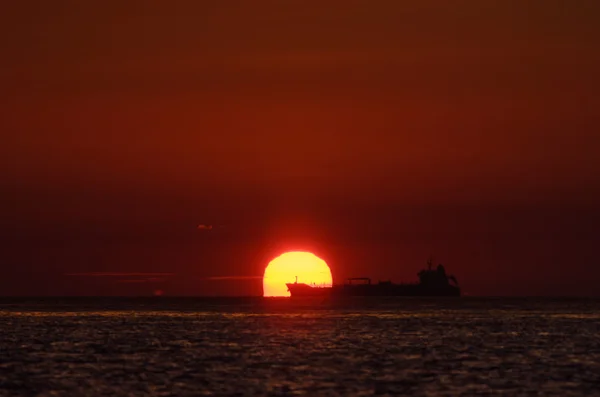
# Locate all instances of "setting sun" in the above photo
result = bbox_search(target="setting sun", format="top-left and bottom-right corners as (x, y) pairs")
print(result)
(263, 251), (333, 297)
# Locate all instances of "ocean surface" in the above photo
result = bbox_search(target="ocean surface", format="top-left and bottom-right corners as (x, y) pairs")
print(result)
(1, 297), (599, 396)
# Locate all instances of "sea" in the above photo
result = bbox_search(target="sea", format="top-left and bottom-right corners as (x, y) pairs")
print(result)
(0, 297), (599, 396)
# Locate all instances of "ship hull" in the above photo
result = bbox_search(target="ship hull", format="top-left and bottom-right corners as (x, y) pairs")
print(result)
(286, 260), (461, 297)
(287, 283), (460, 297)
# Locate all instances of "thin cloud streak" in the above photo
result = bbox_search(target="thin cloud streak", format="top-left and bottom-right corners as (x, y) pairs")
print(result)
(65, 272), (175, 277)
(115, 278), (164, 284)
(201, 276), (263, 280)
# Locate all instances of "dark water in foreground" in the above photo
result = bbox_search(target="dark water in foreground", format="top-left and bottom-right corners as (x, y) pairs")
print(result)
(1, 298), (599, 396)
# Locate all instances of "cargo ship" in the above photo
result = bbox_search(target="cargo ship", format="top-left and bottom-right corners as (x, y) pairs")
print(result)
(286, 259), (460, 297)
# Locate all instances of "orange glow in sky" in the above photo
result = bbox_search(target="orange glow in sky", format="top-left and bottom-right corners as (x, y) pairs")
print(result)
(263, 251), (333, 297)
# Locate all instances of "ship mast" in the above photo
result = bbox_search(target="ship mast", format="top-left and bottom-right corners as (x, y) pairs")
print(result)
(427, 255), (434, 270)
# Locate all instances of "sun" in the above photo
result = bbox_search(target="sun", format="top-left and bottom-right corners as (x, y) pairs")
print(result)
(263, 251), (332, 297)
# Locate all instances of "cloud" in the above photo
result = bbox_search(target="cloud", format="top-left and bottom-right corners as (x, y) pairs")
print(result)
(201, 276), (263, 280)
(65, 272), (175, 277)
(115, 278), (164, 284)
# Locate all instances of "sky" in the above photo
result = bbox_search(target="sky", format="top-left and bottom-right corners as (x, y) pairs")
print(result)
(2, 1), (600, 296)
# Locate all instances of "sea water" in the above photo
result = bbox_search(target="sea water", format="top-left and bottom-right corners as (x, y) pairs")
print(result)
(0, 297), (599, 396)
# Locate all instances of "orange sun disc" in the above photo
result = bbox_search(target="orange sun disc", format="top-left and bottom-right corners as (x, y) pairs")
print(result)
(263, 251), (332, 297)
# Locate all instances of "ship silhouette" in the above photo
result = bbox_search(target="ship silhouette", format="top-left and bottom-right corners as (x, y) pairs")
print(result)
(286, 258), (460, 297)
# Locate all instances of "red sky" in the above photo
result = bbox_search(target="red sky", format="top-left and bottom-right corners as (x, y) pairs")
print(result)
(2, 1), (600, 296)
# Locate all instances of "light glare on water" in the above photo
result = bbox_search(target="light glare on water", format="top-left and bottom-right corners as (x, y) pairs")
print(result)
(0, 297), (599, 396)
